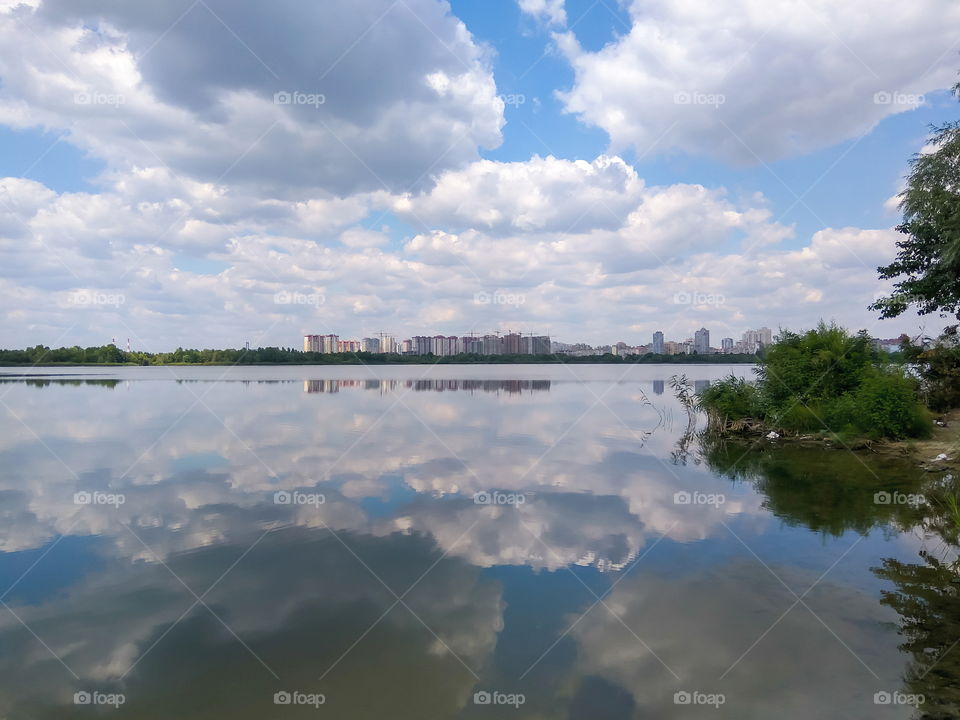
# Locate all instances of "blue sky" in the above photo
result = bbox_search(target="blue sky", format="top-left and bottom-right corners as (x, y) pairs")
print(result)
(0, 0), (957, 348)
(452, 0), (956, 244)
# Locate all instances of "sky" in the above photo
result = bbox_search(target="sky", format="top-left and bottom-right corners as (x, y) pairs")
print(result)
(0, 0), (957, 350)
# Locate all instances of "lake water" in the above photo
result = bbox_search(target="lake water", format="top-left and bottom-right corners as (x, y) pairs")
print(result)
(0, 364), (953, 718)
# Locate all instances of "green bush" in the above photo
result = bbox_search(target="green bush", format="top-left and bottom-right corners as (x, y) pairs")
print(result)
(758, 322), (872, 407)
(823, 394), (860, 434)
(851, 369), (932, 439)
(697, 375), (762, 422)
(697, 324), (933, 439)
(775, 403), (830, 433)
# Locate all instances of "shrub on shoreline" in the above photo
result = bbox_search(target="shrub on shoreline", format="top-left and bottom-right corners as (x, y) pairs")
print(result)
(698, 323), (932, 440)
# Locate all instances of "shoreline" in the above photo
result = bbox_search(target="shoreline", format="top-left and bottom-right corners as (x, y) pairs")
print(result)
(705, 409), (959, 472)
(878, 408), (960, 472)
(0, 359), (760, 367)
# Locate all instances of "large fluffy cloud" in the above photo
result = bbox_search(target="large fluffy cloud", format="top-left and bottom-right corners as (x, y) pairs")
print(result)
(0, 154), (918, 348)
(394, 154), (645, 235)
(554, 0), (960, 162)
(0, 0), (504, 195)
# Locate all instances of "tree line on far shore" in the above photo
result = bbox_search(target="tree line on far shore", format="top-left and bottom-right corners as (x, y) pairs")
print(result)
(0, 344), (762, 366)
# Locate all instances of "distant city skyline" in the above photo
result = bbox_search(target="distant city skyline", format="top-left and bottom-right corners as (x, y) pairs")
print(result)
(296, 324), (905, 358)
(301, 326), (779, 356)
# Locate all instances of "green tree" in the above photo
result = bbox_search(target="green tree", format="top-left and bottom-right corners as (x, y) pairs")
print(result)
(874, 554), (960, 719)
(871, 82), (960, 331)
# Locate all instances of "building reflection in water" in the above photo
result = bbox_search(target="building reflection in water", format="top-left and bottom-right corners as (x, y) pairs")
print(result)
(303, 378), (552, 394)
(652, 379), (664, 395)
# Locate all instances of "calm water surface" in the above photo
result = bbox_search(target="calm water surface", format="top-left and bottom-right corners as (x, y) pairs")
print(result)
(0, 364), (953, 718)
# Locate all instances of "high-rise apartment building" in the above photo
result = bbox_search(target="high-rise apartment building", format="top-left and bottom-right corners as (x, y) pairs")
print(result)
(461, 336), (482, 354)
(742, 327), (774, 353)
(502, 333), (522, 354)
(322, 334), (339, 353)
(530, 335), (550, 355)
(652, 331), (665, 355)
(413, 336), (432, 355)
(303, 335), (338, 353)
(694, 327), (710, 354)
(482, 334), (501, 355)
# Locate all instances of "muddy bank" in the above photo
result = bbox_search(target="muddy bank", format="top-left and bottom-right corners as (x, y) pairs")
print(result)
(703, 409), (959, 473)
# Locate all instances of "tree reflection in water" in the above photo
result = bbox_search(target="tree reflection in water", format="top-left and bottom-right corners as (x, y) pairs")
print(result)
(699, 434), (960, 717)
(874, 552), (960, 720)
